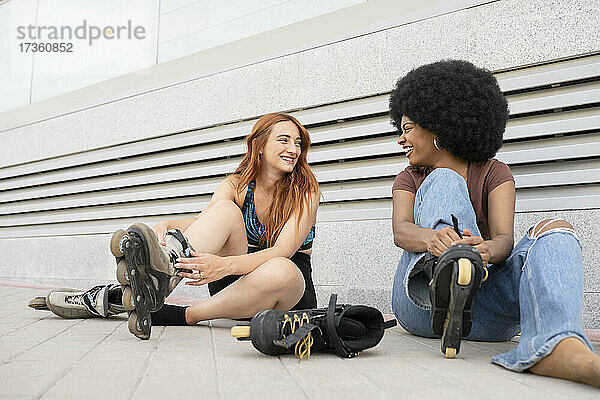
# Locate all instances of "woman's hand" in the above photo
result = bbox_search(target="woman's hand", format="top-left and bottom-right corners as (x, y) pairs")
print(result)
(451, 229), (491, 265)
(175, 250), (231, 286)
(427, 227), (462, 256)
(152, 221), (169, 245)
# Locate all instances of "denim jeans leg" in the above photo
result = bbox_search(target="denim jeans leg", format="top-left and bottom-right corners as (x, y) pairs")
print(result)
(392, 168), (481, 337)
(491, 229), (593, 371)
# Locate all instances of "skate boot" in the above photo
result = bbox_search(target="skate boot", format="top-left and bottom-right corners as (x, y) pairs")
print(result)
(427, 244), (487, 358)
(231, 294), (396, 359)
(27, 284), (126, 318)
(110, 224), (193, 340)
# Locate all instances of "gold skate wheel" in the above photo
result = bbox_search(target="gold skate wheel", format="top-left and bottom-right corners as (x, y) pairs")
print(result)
(116, 260), (129, 284)
(231, 325), (251, 338)
(110, 229), (127, 257)
(122, 286), (135, 311)
(445, 347), (457, 359)
(457, 258), (472, 286)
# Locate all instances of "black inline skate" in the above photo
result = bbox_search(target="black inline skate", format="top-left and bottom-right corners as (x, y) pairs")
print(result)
(423, 244), (487, 358)
(110, 223), (193, 339)
(231, 294), (396, 359)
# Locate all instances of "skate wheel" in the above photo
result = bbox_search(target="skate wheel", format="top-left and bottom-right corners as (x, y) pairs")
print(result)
(231, 325), (251, 338)
(457, 258), (472, 286)
(116, 259), (129, 284)
(445, 347), (457, 359)
(128, 311), (143, 334)
(110, 229), (127, 257)
(122, 286), (135, 311)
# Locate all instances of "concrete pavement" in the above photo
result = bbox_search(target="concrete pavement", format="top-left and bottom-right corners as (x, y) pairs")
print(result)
(1, 283), (599, 399)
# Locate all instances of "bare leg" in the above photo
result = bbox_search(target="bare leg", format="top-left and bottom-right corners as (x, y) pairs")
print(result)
(178, 199), (305, 324)
(529, 337), (600, 387)
(183, 199), (248, 256)
(185, 257), (305, 324)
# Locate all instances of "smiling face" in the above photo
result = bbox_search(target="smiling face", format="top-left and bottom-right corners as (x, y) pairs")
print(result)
(397, 116), (439, 167)
(261, 120), (301, 174)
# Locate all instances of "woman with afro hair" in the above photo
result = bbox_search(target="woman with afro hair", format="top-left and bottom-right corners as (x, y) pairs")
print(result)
(390, 59), (600, 387)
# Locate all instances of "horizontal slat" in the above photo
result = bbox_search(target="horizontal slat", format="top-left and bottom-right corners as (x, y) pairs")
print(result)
(309, 118), (393, 143)
(312, 157), (406, 182)
(292, 97), (389, 126)
(496, 133), (600, 164)
(499, 60), (600, 92)
(514, 168), (600, 188)
(505, 107), (600, 140)
(508, 84), (600, 115)
(318, 200), (392, 222)
(0, 215), (196, 239)
(516, 186), (600, 212)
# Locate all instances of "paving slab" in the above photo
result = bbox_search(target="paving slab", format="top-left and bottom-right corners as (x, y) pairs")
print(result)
(0, 284), (598, 399)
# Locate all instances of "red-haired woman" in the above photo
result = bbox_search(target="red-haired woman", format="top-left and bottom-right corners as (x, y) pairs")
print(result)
(32, 113), (321, 338)
(159, 112), (320, 325)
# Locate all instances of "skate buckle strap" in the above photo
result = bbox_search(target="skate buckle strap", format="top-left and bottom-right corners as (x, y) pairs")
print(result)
(276, 313), (316, 360)
(166, 229), (193, 257)
(326, 294), (357, 358)
(450, 214), (488, 283)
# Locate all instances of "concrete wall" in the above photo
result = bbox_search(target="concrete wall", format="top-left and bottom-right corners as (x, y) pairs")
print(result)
(0, 0), (599, 326)
(1, 0), (445, 112)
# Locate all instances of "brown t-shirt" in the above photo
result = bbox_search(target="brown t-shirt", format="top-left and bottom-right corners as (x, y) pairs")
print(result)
(392, 159), (514, 240)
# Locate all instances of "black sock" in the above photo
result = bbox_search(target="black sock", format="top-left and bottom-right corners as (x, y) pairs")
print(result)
(150, 304), (189, 326)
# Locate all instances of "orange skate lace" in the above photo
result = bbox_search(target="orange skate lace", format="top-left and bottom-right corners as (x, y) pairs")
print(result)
(281, 313), (314, 360)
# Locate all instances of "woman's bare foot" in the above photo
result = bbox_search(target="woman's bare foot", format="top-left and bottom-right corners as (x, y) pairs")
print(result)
(528, 337), (600, 387)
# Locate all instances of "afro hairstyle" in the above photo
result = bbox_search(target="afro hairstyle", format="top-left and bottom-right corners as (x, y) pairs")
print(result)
(389, 59), (509, 161)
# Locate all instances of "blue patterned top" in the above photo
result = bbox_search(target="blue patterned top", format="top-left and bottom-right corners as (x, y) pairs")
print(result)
(242, 180), (315, 250)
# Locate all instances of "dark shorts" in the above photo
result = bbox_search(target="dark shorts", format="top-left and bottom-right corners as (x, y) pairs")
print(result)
(207, 247), (317, 310)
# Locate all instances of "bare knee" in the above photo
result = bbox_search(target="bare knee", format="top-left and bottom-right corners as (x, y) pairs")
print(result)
(530, 219), (574, 238)
(251, 257), (305, 296)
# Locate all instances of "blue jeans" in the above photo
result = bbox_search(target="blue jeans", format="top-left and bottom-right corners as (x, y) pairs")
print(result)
(391, 168), (593, 371)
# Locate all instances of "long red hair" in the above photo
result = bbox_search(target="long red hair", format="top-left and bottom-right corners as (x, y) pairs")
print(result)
(233, 113), (319, 247)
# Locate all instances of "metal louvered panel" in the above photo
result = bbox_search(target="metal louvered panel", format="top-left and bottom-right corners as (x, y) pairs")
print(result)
(3, 57), (600, 183)
(4, 130), (598, 214)
(2, 79), (599, 192)
(0, 55), (599, 238)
